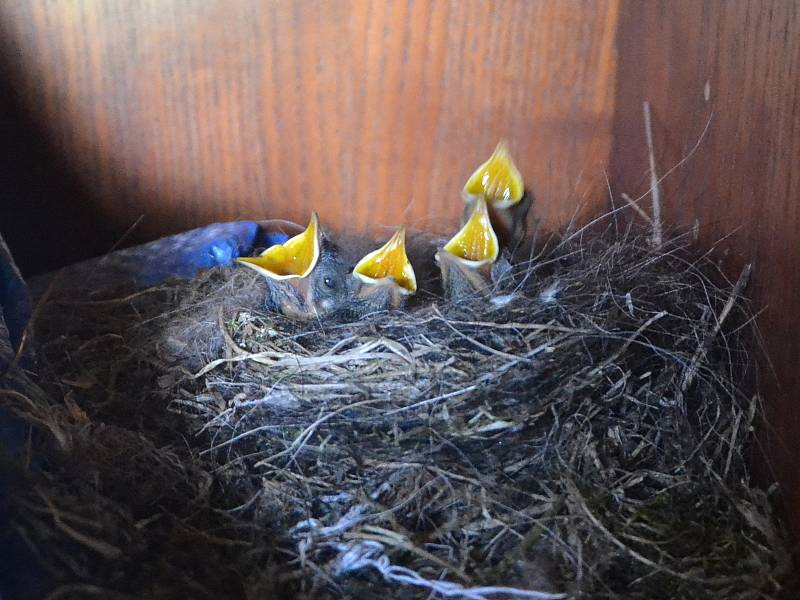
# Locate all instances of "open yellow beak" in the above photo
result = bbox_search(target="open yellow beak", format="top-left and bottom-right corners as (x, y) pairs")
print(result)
(236, 212), (320, 280)
(441, 197), (499, 267)
(463, 139), (524, 209)
(353, 227), (417, 295)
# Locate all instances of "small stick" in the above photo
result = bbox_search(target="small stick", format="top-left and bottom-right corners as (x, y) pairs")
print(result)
(43, 584), (134, 600)
(38, 489), (122, 560)
(590, 311), (667, 375)
(254, 397), (389, 466)
(643, 101), (663, 248)
(620, 193), (653, 225)
(217, 308), (248, 356)
(434, 308), (526, 362)
(99, 213), (146, 261)
(679, 264), (752, 396)
(569, 481), (703, 583)
(423, 313), (591, 335)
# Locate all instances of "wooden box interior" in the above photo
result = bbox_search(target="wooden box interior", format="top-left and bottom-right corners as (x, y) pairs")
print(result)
(0, 0), (797, 547)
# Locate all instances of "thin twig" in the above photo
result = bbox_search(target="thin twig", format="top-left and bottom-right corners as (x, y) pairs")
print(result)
(620, 192), (654, 224)
(679, 264), (751, 396)
(643, 101), (663, 248)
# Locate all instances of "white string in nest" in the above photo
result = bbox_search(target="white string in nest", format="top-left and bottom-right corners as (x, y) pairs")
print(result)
(291, 505), (569, 600)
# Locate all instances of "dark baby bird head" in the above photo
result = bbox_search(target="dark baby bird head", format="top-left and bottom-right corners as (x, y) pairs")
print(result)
(307, 237), (351, 313)
(237, 216), (452, 320)
(236, 213), (351, 319)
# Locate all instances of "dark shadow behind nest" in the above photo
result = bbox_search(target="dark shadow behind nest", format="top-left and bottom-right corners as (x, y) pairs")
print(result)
(1, 223), (793, 600)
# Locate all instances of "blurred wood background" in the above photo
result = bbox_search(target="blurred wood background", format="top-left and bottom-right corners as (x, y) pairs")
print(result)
(610, 0), (800, 545)
(0, 0), (618, 269)
(0, 0), (798, 543)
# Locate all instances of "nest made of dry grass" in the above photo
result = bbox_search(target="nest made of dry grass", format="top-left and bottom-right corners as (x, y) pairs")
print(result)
(1, 220), (792, 600)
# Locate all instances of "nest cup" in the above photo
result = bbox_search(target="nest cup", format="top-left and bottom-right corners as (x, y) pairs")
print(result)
(0, 216), (793, 599)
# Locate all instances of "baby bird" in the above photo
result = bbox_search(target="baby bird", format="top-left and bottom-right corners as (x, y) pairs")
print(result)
(236, 213), (351, 319)
(463, 140), (532, 252)
(350, 227), (417, 314)
(436, 196), (501, 300)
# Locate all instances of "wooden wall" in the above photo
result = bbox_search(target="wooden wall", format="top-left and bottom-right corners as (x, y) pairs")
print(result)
(0, 0), (618, 274)
(0, 0), (799, 540)
(611, 0), (800, 539)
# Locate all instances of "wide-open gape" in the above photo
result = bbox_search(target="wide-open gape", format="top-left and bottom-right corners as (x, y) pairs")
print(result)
(353, 227), (417, 294)
(352, 227), (417, 310)
(236, 212), (320, 279)
(443, 197), (499, 266)
(463, 139), (525, 209)
(236, 213), (351, 319)
(437, 197), (500, 298)
(463, 140), (531, 249)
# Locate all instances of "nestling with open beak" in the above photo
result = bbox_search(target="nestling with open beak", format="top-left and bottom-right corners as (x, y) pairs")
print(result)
(350, 227), (417, 313)
(463, 140), (532, 251)
(436, 196), (502, 300)
(236, 213), (351, 319)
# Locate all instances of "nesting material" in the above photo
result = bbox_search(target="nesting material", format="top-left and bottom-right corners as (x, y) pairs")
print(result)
(2, 222), (792, 599)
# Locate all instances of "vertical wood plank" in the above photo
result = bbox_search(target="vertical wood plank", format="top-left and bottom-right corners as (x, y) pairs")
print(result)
(610, 0), (800, 537)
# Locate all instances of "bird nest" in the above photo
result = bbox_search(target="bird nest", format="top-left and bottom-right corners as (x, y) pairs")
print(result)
(2, 222), (793, 599)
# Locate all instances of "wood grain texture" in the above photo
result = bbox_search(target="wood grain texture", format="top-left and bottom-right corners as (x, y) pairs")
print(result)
(609, 0), (800, 537)
(0, 0), (618, 274)
(1, 0), (799, 546)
